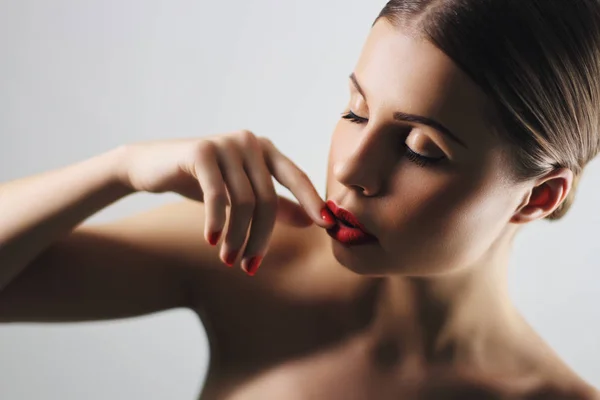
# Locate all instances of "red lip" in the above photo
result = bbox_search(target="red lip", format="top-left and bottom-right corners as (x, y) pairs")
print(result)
(325, 200), (376, 245)
(326, 200), (371, 233)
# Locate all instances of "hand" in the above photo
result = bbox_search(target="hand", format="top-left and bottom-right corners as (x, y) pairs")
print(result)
(116, 130), (335, 275)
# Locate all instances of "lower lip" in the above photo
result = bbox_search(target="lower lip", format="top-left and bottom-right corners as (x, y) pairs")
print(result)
(326, 219), (377, 246)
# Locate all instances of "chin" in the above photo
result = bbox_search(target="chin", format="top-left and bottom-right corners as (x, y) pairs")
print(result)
(329, 238), (455, 277)
(328, 239), (402, 277)
(328, 239), (376, 275)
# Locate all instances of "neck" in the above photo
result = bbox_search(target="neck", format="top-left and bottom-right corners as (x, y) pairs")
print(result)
(356, 225), (525, 373)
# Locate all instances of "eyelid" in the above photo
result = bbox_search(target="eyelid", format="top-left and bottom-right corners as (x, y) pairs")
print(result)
(356, 110), (453, 158)
(407, 130), (446, 157)
(342, 109), (447, 158)
(341, 109), (368, 122)
(340, 110), (446, 167)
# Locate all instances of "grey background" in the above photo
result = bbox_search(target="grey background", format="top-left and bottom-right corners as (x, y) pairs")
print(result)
(0, 0), (598, 398)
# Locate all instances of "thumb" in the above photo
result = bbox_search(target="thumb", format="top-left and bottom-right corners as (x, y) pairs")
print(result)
(276, 195), (314, 227)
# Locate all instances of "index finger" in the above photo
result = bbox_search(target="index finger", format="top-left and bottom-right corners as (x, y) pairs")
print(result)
(259, 138), (334, 229)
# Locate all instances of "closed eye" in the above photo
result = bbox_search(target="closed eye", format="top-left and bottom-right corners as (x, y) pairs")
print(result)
(340, 110), (445, 168)
(341, 110), (368, 124)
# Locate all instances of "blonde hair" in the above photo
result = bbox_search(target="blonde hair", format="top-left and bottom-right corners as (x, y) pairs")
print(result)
(376, 0), (600, 220)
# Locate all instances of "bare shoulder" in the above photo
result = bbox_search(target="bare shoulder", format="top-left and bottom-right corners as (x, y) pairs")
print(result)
(498, 318), (598, 400)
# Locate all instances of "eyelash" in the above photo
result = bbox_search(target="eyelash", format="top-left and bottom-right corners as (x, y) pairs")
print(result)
(340, 111), (444, 168)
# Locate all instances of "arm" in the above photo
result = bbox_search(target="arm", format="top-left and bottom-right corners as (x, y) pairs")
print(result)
(0, 196), (301, 323)
(0, 200), (216, 322)
(0, 131), (330, 323)
(0, 147), (196, 322)
(0, 146), (132, 293)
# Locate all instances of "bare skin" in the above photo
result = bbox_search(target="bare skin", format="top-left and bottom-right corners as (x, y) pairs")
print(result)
(185, 207), (596, 400)
(3, 198), (595, 399)
(0, 18), (598, 400)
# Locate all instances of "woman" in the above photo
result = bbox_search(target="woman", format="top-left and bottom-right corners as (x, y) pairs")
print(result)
(0, 0), (598, 398)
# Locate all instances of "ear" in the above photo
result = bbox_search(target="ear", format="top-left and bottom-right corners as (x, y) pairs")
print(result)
(510, 168), (573, 224)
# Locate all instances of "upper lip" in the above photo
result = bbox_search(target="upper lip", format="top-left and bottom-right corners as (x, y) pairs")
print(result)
(326, 200), (374, 236)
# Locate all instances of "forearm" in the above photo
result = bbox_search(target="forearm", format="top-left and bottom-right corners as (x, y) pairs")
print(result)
(0, 146), (134, 291)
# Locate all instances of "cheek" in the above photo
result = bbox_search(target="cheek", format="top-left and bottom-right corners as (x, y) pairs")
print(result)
(379, 171), (512, 272)
(438, 186), (512, 266)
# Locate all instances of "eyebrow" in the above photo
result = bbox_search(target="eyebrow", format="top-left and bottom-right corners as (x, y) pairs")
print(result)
(349, 72), (468, 149)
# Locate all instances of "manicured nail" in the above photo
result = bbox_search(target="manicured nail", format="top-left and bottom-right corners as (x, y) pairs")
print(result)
(320, 206), (336, 225)
(224, 249), (239, 267)
(208, 230), (222, 246)
(242, 256), (263, 276)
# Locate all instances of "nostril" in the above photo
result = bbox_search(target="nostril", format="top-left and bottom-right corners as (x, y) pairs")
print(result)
(353, 184), (376, 196)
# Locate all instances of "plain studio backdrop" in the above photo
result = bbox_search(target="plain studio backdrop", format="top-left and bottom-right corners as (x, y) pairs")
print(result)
(0, 0), (598, 398)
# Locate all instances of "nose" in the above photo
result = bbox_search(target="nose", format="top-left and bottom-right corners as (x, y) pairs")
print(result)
(333, 133), (393, 197)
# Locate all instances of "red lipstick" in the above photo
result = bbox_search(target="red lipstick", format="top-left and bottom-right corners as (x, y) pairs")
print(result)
(325, 200), (376, 246)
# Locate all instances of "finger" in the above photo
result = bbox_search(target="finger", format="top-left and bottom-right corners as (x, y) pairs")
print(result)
(260, 138), (334, 228)
(239, 141), (279, 276)
(193, 141), (229, 245)
(216, 141), (256, 267)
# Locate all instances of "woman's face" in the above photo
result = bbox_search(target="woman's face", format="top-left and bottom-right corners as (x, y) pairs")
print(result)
(325, 20), (526, 276)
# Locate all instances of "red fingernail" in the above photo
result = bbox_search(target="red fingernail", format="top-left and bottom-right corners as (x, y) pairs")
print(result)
(243, 256), (263, 276)
(320, 206), (336, 225)
(208, 230), (222, 246)
(224, 250), (238, 267)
